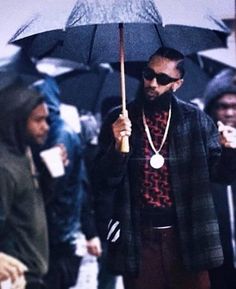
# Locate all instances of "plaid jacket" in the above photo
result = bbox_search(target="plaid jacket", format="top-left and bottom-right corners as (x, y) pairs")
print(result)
(94, 95), (236, 275)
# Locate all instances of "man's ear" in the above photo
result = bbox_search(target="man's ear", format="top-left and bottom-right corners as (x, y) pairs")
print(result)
(172, 79), (184, 92)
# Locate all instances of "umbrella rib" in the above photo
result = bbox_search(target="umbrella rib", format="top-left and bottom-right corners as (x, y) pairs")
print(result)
(87, 25), (98, 65)
(9, 16), (39, 43)
(154, 24), (165, 47)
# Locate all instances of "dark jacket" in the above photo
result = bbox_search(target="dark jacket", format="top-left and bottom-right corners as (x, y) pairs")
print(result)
(94, 94), (236, 275)
(34, 77), (85, 250)
(0, 80), (48, 277)
(209, 182), (236, 265)
(204, 68), (236, 267)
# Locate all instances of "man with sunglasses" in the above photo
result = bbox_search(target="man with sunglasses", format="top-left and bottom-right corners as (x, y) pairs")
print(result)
(94, 47), (236, 289)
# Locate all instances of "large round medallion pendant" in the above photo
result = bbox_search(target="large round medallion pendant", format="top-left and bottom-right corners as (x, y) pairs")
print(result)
(150, 153), (165, 169)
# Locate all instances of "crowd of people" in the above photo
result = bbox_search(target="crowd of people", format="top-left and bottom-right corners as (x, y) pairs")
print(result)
(0, 46), (235, 289)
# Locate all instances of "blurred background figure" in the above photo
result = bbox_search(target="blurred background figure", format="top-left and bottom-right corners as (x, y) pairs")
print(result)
(0, 78), (49, 289)
(33, 76), (86, 289)
(204, 68), (236, 289)
(96, 97), (123, 289)
(79, 97), (124, 289)
(33, 75), (103, 289)
(60, 103), (82, 134)
(79, 109), (112, 289)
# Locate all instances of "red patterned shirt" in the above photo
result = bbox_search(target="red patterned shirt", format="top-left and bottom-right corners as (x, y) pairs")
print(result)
(141, 110), (172, 208)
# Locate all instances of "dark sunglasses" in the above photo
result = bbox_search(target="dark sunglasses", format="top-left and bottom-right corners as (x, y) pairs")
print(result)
(142, 67), (180, 85)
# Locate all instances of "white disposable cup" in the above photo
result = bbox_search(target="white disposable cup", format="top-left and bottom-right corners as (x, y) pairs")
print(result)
(0, 279), (11, 289)
(40, 147), (65, 178)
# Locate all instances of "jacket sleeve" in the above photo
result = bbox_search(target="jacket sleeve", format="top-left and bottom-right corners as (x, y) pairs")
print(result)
(0, 167), (15, 233)
(80, 187), (98, 240)
(214, 148), (236, 183)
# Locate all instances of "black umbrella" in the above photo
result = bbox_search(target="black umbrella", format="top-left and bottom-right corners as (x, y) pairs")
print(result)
(10, 0), (230, 103)
(10, 0), (230, 151)
(0, 45), (42, 89)
(58, 63), (139, 113)
(10, 0), (230, 91)
(11, 0), (229, 54)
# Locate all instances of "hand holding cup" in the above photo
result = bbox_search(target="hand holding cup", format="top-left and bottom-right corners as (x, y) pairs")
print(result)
(40, 146), (65, 178)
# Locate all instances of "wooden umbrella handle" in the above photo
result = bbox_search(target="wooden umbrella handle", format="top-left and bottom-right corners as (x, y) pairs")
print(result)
(119, 23), (130, 153)
(120, 110), (130, 153)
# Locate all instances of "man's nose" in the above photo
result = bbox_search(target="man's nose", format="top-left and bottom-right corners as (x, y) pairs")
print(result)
(225, 107), (235, 116)
(149, 77), (158, 87)
(43, 121), (50, 133)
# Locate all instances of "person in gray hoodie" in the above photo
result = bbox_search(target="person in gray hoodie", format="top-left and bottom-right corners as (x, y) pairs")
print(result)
(204, 68), (236, 289)
(0, 76), (49, 289)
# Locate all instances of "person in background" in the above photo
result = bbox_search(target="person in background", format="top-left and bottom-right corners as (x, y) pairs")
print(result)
(93, 47), (236, 289)
(80, 98), (122, 289)
(33, 76), (100, 289)
(97, 97), (123, 289)
(59, 106), (102, 259)
(204, 68), (236, 289)
(0, 78), (49, 289)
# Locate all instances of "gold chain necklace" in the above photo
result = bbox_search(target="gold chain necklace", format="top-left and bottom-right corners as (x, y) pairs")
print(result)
(142, 104), (172, 169)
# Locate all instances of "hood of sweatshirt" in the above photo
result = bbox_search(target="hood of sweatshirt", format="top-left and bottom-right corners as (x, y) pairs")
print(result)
(0, 77), (44, 154)
(204, 68), (236, 114)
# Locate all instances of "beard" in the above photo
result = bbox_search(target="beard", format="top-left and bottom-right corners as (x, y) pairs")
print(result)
(144, 85), (173, 101)
(142, 88), (173, 112)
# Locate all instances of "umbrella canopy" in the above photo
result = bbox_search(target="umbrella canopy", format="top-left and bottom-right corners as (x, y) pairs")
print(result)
(0, 45), (42, 88)
(199, 19), (236, 69)
(57, 63), (139, 112)
(9, 0), (231, 152)
(11, 0), (230, 61)
(11, 0), (228, 36)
